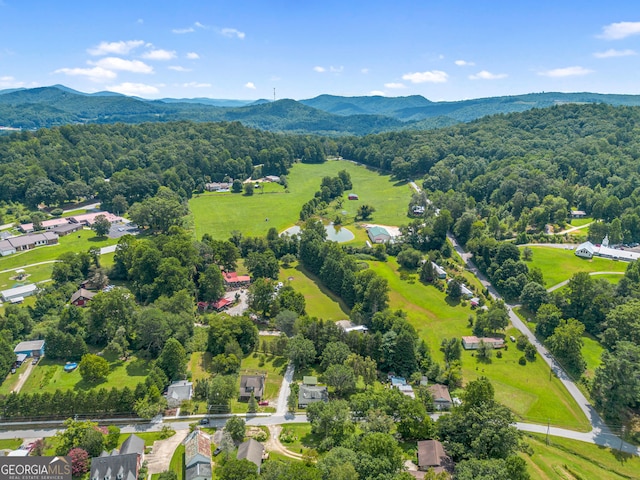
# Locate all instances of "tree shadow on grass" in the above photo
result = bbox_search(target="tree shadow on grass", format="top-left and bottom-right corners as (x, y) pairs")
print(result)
(73, 377), (108, 391)
(445, 296), (461, 306)
(125, 358), (152, 377)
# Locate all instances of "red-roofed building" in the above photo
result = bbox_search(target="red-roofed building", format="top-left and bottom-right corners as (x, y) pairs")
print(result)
(212, 298), (232, 311)
(223, 271), (251, 288)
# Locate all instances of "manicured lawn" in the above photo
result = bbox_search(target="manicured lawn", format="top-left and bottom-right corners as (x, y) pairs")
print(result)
(0, 229), (117, 271)
(0, 438), (22, 449)
(169, 443), (185, 480)
(522, 247), (628, 288)
(190, 160), (413, 240)
(189, 350), (285, 413)
(281, 262), (349, 320)
(278, 423), (321, 455)
(118, 431), (174, 447)
(581, 334), (604, 379)
(0, 263), (55, 290)
(20, 356), (152, 393)
(522, 433), (640, 480)
(569, 217), (593, 227)
(368, 259), (590, 431)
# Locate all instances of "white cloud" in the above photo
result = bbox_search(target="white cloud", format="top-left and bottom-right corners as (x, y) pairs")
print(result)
(370, 90), (386, 96)
(169, 66), (191, 72)
(538, 66), (593, 77)
(313, 66), (326, 73)
(183, 82), (212, 88)
(195, 22), (207, 29)
(361, 68), (369, 74)
(0, 76), (25, 88)
(186, 52), (200, 60)
(329, 65), (343, 73)
(220, 28), (246, 39)
(384, 82), (406, 89)
(469, 70), (508, 80)
(598, 21), (640, 40)
(402, 70), (448, 83)
(106, 82), (160, 96)
(91, 57), (154, 74)
(172, 27), (195, 34)
(245, 82), (256, 89)
(87, 40), (144, 56)
(593, 48), (637, 58)
(455, 60), (475, 66)
(54, 66), (117, 81)
(142, 49), (176, 61)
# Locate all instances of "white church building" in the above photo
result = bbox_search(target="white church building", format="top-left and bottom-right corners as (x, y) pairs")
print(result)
(575, 235), (640, 262)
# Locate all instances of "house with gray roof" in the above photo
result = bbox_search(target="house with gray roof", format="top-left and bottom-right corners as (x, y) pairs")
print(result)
(166, 380), (193, 407)
(298, 385), (328, 408)
(13, 339), (45, 358)
(90, 453), (140, 480)
(240, 375), (264, 401)
(237, 439), (264, 473)
(119, 434), (145, 457)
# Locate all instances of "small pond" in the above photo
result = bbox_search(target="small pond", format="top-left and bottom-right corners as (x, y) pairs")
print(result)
(283, 224), (354, 243)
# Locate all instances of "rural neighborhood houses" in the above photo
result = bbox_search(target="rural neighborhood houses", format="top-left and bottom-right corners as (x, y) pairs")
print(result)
(165, 380), (193, 408)
(416, 439), (451, 475)
(13, 339), (45, 360)
(70, 288), (97, 307)
(336, 319), (369, 334)
(222, 271), (251, 289)
(428, 384), (452, 410)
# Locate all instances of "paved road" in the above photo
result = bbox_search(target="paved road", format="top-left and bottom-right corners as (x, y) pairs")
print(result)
(447, 233), (640, 454)
(547, 271), (626, 292)
(0, 260), (60, 275)
(275, 363), (295, 416)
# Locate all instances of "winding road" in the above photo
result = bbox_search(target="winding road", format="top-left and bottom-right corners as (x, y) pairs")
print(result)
(447, 233), (639, 456)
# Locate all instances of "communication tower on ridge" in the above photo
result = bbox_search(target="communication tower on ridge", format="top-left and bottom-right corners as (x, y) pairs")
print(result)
(273, 88), (276, 102)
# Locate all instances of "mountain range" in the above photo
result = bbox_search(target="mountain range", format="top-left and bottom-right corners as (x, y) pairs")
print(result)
(2, 85), (640, 135)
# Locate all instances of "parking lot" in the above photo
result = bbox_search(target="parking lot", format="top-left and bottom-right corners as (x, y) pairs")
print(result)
(107, 221), (139, 239)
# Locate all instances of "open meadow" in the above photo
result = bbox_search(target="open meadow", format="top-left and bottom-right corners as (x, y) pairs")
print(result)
(521, 246), (628, 288)
(280, 262), (348, 320)
(20, 356), (152, 393)
(190, 160), (413, 240)
(367, 259), (590, 431)
(522, 433), (639, 480)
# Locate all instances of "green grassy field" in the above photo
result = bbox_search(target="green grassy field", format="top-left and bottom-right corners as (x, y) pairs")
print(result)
(280, 262), (348, 320)
(20, 356), (152, 393)
(0, 360), (29, 394)
(367, 259), (590, 431)
(278, 423), (320, 455)
(569, 217), (593, 227)
(0, 229), (117, 272)
(190, 160), (413, 240)
(522, 433), (640, 480)
(522, 246), (628, 287)
(169, 443), (185, 480)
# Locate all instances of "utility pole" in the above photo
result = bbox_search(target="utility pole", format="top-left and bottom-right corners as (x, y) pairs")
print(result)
(619, 426), (626, 452)
(546, 418), (550, 445)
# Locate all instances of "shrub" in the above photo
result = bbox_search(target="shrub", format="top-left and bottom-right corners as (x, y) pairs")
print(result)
(518, 356), (527, 366)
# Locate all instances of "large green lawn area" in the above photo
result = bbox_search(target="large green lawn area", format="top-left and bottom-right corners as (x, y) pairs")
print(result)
(522, 246), (628, 288)
(190, 160), (413, 240)
(280, 262), (348, 320)
(20, 356), (152, 393)
(367, 259), (590, 431)
(0, 229), (117, 272)
(522, 433), (640, 480)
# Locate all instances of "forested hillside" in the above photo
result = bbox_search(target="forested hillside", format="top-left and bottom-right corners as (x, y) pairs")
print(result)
(339, 103), (640, 241)
(0, 121), (329, 213)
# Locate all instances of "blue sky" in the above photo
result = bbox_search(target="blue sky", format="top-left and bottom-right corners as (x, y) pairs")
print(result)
(1, 0), (639, 100)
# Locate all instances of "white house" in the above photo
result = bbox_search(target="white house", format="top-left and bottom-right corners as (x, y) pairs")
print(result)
(575, 241), (595, 259)
(432, 262), (447, 279)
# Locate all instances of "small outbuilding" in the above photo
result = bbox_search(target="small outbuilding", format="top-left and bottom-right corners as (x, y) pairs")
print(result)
(348, 193), (359, 200)
(461, 336), (504, 350)
(367, 226), (391, 244)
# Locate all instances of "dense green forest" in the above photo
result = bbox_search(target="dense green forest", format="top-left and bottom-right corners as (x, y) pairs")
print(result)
(339, 103), (640, 242)
(0, 121), (329, 214)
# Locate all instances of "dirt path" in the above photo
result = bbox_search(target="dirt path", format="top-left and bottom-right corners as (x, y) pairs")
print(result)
(12, 361), (35, 393)
(145, 429), (188, 475)
(266, 425), (304, 460)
